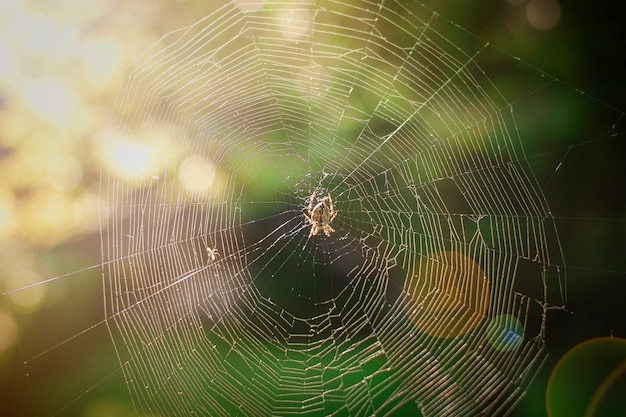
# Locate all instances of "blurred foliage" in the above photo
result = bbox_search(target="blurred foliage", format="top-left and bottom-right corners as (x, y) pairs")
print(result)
(0, 1), (200, 414)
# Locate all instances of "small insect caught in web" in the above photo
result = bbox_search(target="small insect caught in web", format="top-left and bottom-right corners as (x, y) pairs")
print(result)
(304, 191), (339, 237)
(200, 236), (220, 264)
(206, 246), (219, 262)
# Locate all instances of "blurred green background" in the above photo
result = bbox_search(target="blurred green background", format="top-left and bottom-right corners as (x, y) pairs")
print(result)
(0, 0), (624, 416)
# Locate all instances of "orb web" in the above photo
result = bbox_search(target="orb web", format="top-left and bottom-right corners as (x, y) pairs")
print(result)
(101, 1), (565, 416)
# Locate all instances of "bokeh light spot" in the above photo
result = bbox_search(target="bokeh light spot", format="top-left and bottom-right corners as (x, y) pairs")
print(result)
(179, 155), (217, 195)
(112, 141), (150, 178)
(100, 125), (177, 183)
(275, 7), (312, 40)
(486, 314), (524, 351)
(404, 251), (490, 339)
(5, 269), (46, 314)
(526, 0), (561, 31)
(547, 337), (626, 417)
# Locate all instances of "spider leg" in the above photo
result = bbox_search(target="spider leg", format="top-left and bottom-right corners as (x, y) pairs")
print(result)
(327, 195), (337, 218)
(309, 191), (317, 210)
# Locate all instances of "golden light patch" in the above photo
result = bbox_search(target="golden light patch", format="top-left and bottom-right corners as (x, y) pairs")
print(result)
(404, 250), (490, 339)
(178, 155), (226, 200)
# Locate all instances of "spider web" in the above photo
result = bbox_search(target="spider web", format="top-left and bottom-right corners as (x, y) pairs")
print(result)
(92, 1), (575, 416)
(95, 1), (570, 416)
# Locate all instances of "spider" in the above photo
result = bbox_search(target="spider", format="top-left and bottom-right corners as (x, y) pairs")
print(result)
(206, 246), (219, 262)
(304, 192), (338, 237)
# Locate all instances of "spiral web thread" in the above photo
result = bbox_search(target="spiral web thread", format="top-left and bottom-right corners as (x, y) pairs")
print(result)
(102, 1), (565, 415)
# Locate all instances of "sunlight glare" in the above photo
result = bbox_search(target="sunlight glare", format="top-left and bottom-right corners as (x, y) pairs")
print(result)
(3, 8), (79, 64)
(21, 77), (79, 127)
(79, 37), (125, 90)
(100, 125), (177, 183)
(111, 141), (151, 179)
